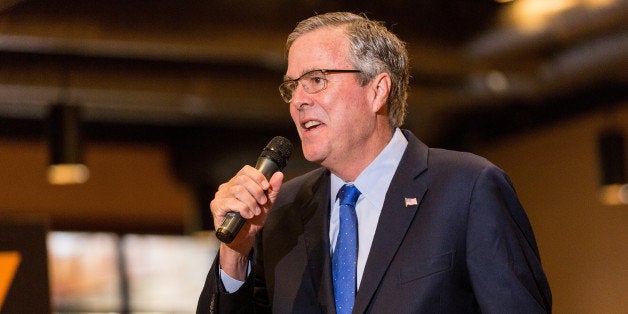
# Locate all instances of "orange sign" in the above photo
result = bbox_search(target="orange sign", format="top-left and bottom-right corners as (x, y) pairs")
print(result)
(0, 251), (21, 309)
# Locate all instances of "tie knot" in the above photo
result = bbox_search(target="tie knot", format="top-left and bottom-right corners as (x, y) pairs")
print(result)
(337, 184), (361, 207)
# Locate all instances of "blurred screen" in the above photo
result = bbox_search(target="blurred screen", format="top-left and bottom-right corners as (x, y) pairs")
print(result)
(123, 233), (218, 312)
(47, 232), (121, 312)
(48, 231), (219, 313)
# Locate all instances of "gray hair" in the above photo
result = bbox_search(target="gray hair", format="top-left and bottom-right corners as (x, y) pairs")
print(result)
(286, 12), (409, 128)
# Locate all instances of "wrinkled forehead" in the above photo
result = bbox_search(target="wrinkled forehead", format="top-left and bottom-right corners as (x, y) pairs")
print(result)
(285, 27), (352, 79)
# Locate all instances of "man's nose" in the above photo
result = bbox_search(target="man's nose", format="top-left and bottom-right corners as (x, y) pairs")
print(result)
(290, 85), (310, 110)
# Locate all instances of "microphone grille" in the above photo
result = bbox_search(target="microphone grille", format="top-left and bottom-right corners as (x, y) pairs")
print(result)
(262, 136), (293, 170)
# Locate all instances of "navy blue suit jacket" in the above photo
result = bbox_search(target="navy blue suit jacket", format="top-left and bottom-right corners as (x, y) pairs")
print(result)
(198, 130), (552, 313)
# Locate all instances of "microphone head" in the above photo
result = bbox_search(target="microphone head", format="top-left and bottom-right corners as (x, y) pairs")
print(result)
(261, 136), (293, 170)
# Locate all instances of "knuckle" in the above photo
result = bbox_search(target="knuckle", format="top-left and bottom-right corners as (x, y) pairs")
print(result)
(229, 184), (245, 196)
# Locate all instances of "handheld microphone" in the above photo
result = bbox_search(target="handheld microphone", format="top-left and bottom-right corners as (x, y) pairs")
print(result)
(215, 136), (293, 244)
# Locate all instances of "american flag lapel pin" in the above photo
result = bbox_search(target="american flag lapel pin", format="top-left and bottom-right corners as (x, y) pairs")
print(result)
(404, 197), (418, 207)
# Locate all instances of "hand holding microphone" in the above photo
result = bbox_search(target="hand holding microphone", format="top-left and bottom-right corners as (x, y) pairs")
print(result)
(215, 136), (293, 244)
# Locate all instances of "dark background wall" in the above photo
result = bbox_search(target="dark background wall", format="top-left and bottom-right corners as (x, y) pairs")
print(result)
(0, 1), (626, 312)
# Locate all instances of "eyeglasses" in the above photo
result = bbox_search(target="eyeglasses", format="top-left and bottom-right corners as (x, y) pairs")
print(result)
(278, 69), (362, 103)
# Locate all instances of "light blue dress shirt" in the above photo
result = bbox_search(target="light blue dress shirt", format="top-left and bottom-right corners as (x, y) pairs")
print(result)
(221, 128), (408, 292)
(329, 128), (407, 288)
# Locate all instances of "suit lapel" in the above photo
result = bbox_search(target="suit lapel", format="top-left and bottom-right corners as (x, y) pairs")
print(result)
(353, 131), (429, 313)
(298, 169), (336, 313)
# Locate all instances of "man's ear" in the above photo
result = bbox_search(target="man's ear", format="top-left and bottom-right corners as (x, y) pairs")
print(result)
(369, 72), (392, 113)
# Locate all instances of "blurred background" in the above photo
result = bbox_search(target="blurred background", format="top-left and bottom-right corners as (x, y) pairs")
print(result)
(0, 0), (626, 313)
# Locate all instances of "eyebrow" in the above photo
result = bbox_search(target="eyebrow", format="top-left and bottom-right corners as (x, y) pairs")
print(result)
(283, 68), (318, 82)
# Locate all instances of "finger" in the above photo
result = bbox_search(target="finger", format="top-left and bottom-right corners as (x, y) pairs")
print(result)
(238, 165), (270, 190)
(209, 196), (254, 226)
(228, 184), (263, 217)
(267, 171), (284, 203)
(231, 170), (270, 209)
(210, 197), (244, 220)
(214, 169), (268, 216)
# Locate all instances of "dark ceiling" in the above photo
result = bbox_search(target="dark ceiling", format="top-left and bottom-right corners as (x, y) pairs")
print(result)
(1, 0), (626, 153)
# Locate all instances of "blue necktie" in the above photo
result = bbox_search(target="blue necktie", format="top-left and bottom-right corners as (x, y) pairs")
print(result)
(332, 184), (361, 314)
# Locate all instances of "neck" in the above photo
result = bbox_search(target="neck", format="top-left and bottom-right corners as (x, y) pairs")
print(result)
(329, 126), (395, 182)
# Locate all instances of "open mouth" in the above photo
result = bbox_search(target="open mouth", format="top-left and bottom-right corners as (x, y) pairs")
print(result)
(304, 120), (322, 130)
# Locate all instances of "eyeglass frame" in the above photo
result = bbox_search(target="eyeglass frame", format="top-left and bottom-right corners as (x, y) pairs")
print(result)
(278, 69), (362, 103)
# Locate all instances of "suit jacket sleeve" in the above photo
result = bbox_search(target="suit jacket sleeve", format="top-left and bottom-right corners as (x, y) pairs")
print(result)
(196, 249), (257, 314)
(466, 165), (552, 313)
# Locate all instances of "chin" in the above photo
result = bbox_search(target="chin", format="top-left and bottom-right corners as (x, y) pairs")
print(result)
(302, 148), (325, 164)
(303, 152), (322, 163)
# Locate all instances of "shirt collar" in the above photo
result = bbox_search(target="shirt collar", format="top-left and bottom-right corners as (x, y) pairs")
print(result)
(331, 128), (408, 208)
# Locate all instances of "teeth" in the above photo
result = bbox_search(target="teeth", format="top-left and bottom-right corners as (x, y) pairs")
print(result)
(304, 121), (321, 129)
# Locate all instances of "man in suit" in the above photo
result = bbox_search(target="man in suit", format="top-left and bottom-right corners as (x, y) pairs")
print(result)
(198, 12), (552, 313)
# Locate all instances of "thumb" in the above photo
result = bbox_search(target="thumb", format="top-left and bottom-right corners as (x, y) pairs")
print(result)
(267, 171), (284, 203)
